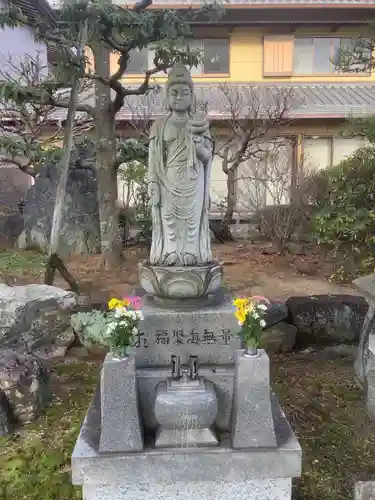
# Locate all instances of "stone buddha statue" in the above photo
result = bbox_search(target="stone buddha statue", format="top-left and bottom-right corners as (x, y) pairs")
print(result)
(147, 63), (213, 267)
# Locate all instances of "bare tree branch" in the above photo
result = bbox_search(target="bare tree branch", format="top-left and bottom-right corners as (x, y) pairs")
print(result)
(214, 84), (294, 171)
(51, 96), (94, 116)
(210, 84), (294, 241)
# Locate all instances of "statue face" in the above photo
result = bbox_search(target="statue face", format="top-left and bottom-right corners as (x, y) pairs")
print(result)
(167, 84), (192, 113)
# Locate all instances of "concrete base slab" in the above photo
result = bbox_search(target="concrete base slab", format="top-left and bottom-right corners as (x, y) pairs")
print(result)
(83, 478), (291, 500)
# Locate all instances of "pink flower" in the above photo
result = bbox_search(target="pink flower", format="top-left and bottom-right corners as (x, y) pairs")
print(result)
(124, 295), (142, 310)
(250, 295), (270, 304)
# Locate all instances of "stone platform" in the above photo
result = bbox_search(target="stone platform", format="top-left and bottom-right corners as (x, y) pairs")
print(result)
(72, 388), (301, 500)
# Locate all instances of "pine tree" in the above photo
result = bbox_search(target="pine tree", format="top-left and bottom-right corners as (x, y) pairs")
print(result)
(0, 0), (220, 266)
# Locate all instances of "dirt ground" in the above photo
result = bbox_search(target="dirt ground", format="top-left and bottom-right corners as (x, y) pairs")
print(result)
(0, 244), (371, 500)
(0, 242), (356, 302)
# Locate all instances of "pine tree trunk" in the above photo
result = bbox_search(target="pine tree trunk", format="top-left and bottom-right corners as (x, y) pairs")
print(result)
(91, 41), (123, 268)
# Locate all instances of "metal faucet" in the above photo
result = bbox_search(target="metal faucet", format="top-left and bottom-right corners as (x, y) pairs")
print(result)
(189, 355), (198, 380)
(171, 354), (199, 381)
(171, 355), (181, 380)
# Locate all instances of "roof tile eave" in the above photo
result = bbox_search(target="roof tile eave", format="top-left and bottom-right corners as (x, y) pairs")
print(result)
(126, 0), (375, 7)
(45, 82), (375, 123)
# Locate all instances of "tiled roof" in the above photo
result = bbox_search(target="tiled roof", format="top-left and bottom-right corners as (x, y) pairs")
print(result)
(125, 0), (375, 5)
(12, 0), (57, 25)
(48, 83), (375, 123)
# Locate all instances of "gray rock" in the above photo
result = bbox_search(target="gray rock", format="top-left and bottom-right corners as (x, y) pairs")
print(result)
(0, 211), (24, 247)
(0, 283), (77, 356)
(263, 299), (289, 329)
(51, 326), (76, 358)
(355, 481), (375, 500)
(0, 389), (15, 436)
(286, 295), (368, 345)
(260, 322), (297, 354)
(0, 350), (51, 433)
(285, 242), (305, 255)
(261, 243), (280, 255)
(318, 344), (357, 360)
(18, 143), (101, 257)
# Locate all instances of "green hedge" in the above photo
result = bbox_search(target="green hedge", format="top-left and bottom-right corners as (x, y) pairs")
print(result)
(311, 145), (375, 279)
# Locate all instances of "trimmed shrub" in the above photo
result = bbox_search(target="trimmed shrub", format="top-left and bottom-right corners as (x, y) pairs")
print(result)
(311, 145), (375, 279)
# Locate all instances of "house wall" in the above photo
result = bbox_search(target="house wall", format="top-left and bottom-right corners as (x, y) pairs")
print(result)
(0, 0), (48, 76)
(0, 2), (47, 216)
(114, 119), (369, 212)
(102, 26), (375, 84)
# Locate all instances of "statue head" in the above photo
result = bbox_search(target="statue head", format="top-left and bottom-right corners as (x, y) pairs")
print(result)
(166, 63), (194, 113)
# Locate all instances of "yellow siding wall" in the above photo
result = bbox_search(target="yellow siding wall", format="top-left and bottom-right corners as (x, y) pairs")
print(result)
(110, 26), (375, 84)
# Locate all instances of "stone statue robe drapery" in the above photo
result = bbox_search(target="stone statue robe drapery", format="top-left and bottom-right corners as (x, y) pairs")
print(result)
(148, 115), (213, 266)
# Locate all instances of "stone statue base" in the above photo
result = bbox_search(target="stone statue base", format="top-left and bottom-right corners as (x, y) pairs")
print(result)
(72, 388), (301, 500)
(138, 261), (223, 300)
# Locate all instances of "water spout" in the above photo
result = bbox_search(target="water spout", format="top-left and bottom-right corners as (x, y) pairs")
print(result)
(171, 355), (181, 380)
(189, 355), (198, 380)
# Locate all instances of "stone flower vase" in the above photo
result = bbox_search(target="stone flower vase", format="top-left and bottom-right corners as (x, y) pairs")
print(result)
(110, 346), (128, 360)
(244, 344), (260, 358)
(232, 348), (277, 449)
(99, 351), (143, 453)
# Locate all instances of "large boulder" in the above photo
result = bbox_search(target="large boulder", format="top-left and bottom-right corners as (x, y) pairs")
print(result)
(263, 299), (288, 328)
(260, 322), (297, 354)
(0, 389), (14, 436)
(286, 294), (368, 345)
(17, 143), (101, 257)
(0, 211), (24, 247)
(0, 350), (51, 435)
(0, 283), (77, 357)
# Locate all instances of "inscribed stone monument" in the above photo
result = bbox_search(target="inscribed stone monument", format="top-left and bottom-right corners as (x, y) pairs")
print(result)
(72, 64), (301, 500)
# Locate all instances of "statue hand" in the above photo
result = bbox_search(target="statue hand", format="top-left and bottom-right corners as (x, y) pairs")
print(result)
(204, 194), (211, 212)
(195, 139), (206, 162)
(148, 181), (160, 207)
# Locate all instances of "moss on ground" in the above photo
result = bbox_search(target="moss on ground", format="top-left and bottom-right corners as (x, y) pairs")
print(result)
(0, 249), (45, 282)
(272, 354), (375, 500)
(0, 360), (100, 500)
(0, 353), (373, 500)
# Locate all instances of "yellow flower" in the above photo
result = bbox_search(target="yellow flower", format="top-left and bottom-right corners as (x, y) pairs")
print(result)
(233, 298), (249, 310)
(235, 307), (248, 325)
(108, 298), (125, 310)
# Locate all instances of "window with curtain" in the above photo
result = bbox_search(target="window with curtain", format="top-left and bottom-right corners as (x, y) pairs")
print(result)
(237, 139), (294, 210)
(293, 37), (370, 75)
(332, 137), (369, 165)
(126, 39), (230, 76)
(303, 137), (332, 172)
(184, 38), (230, 75)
